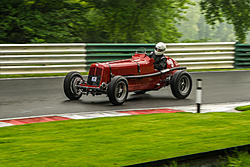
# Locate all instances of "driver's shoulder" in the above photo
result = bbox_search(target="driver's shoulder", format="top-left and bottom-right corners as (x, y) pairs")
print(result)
(149, 51), (154, 56)
(149, 51), (155, 58)
(161, 55), (167, 60)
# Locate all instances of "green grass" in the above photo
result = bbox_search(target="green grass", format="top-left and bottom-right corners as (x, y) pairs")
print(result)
(236, 105), (250, 111)
(227, 105), (250, 167)
(0, 111), (249, 167)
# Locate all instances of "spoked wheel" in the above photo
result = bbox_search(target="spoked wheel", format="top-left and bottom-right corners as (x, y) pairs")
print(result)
(64, 71), (84, 100)
(107, 76), (128, 105)
(170, 70), (192, 99)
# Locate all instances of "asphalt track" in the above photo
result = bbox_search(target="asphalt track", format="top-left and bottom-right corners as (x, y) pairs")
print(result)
(0, 71), (250, 119)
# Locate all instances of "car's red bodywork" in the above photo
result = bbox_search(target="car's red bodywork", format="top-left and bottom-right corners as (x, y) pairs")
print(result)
(64, 52), (192, 105)
(82, 53), (180, 92)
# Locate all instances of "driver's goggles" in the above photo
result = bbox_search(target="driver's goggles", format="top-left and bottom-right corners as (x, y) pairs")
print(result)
(155, 47), (165, 52)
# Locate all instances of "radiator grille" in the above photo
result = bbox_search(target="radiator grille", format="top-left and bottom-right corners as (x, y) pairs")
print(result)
(88, 67), (95, 75)
(87, 67), (102, 86)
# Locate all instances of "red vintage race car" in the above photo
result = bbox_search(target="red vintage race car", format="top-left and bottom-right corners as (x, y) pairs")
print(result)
(63, 51), (192, 105)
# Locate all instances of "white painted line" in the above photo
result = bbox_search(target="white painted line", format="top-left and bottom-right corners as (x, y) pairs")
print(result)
(171, 101), (250, 113)
(59, 111), (130, 119)
(0, 114), (61, 121)
(0, 122), (14, 127)
(0, 101), (249, 126)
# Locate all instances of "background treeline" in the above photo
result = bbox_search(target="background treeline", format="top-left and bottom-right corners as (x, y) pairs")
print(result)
(0, 0), (191, 43)
(178, 0), (249, 43)
(178, 1), (236, 42)
(0, 0), (249, 44)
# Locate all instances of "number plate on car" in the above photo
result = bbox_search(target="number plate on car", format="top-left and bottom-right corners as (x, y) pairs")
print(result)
(91, 77), (97, 82)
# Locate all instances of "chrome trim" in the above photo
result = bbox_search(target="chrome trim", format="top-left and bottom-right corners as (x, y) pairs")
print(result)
(124, 67), (186, 79)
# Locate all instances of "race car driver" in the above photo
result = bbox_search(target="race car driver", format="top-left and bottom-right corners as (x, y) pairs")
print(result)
(149, 42), (167, 70)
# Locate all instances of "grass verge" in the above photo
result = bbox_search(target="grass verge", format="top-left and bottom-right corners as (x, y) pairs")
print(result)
(235, 105), (250, 111)
(0, 111), (249, 167)
(222, 105), (250, 167)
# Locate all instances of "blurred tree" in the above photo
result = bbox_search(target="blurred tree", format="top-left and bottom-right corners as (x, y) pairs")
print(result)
(178, 0), (239, 42)
(0, 0), (90, 43)
(82, 0), (192, 42)
(200, 0), (250, 43)
(0, 0), (191, 43)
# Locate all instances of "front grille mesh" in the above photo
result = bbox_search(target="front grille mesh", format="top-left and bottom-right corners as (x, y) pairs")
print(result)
(96, 67), (102, 76)
(89, 67), (95, 75)
(87, 67), (102, 86)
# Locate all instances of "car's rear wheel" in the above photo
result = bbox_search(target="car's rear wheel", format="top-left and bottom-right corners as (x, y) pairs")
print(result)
(170, 70), (192, 99)
(107, 76), (128, 105)
(64, 71), (84, 100)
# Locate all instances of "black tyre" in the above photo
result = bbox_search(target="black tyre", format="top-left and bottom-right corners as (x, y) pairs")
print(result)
(64, 71), (84, 100)
(170, 70), (192, 99)
(107, 76), (128, 105)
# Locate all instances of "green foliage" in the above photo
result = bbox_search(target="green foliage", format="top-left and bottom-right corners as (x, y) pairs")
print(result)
(0, 0), (90, 43)
(178, 0), (238, 42)
(0, 0), (191, 43)
(200, 0), (250, 43)
(223, 152), (250, 167)
(85, 0), (191, 43)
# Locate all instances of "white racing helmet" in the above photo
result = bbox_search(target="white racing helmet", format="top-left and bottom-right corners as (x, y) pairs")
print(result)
(155, 42), (166, 55)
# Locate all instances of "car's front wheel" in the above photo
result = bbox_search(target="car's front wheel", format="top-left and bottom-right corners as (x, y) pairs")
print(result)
(170, 70), (192, 99)
(107, 76), (128, 105)
(63, 71), (84, 100)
